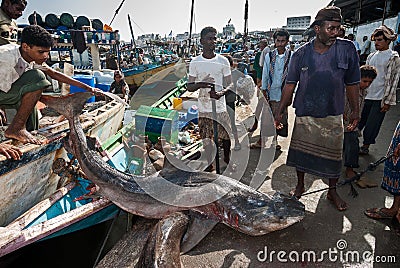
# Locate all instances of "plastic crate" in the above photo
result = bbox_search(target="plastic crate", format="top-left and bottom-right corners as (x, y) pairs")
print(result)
(135, 105), (178, 144)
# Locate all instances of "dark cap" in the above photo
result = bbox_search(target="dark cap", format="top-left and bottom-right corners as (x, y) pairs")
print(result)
(310, 6), (342, 27)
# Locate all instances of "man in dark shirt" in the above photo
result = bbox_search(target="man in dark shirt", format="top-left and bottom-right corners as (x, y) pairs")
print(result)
(276, 6), (360, 211)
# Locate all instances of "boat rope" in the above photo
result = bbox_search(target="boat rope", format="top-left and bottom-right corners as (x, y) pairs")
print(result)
(299, 154), (393, 198)
(92, 209), (122, 267)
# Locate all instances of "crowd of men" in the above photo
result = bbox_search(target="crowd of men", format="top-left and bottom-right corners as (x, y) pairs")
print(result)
(0, 1), (400, 223)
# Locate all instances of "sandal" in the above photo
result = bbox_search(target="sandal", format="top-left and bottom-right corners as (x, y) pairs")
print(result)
(364, 208), (395, 219)
(359, 146), (369, 155)
(250, 141), (261, 149)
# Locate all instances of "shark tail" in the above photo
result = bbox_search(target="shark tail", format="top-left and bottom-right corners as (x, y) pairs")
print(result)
(40, 92), (93, 119)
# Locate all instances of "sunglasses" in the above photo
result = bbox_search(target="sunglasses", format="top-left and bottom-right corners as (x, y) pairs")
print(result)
(114, 75), (122, 78)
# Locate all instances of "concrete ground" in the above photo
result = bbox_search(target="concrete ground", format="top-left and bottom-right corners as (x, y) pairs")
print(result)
(180, 91), (400, 267)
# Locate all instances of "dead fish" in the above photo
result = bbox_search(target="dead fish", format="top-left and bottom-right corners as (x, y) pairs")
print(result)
(40, 93), (305, 250)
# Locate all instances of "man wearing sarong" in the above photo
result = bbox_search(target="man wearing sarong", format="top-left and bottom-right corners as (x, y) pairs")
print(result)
(187, 26), (233, 172)
(276, 7), (360, 211)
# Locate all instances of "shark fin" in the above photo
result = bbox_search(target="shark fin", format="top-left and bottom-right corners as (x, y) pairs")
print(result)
(40, 92), (93, 119)
(180, 211), (218, 254)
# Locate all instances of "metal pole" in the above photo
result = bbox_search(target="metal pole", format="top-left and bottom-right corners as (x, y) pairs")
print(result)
(128, 14), (136, 49)
(210, 84), (220, 174)
(109, 0), (126, 26)
(188, 0), (195, 57)
(243, 0), (248, 47)
(382, 0), (389, 25)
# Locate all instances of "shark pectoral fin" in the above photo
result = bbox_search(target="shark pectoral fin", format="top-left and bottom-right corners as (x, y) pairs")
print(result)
(142, 212), (189, 268)
(180, 212), (218, 254)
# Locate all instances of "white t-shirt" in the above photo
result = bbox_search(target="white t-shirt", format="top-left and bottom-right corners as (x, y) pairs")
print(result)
(188, 54), (231, 113)
(0, 44), (49, 93)
(365, 49), (392, 100)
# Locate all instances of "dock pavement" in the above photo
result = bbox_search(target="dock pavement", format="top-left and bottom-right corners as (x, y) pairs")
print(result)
(180, 89), (400, 268)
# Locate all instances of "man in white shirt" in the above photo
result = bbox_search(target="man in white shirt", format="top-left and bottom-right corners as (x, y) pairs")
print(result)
(187, 26), (233, 172)
(348, 33), (361, 55)
(0, 25), (101, 146)
(358, 25), (400, 155)
(360, 35), (371, 64)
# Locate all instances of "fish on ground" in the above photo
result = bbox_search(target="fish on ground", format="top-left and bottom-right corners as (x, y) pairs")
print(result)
(40, 92), (305, 266)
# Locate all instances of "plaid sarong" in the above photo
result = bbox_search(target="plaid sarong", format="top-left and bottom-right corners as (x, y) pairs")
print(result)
(287, 115), (343, 178)
(198, 111), (231, 141)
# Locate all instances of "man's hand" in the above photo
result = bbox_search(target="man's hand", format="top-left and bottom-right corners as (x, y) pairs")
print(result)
(380, 104), (390, 113)
(346, 111), (360, 131)
(274, 112), (284, 130)
(209, 90), (223, 100)
(88, 86), (103, 95)
(0, 142), (23, 160)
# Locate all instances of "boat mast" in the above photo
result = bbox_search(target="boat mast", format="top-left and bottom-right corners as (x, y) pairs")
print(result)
(109, 0), (126, 26)
(188, 0), (195, 57)
(128, 14), (137, 49)
(243, 0), (248, 48)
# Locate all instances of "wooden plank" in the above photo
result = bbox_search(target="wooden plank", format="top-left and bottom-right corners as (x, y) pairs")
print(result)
(0, 198), (112, 257)
(7, 181), (77, 230)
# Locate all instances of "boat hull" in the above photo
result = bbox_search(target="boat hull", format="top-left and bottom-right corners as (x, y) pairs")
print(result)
(123, 61), (177, 87)
(0, 99), (125, 227)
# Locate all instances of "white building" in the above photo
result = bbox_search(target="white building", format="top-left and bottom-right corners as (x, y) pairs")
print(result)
(286, 16), (311, 30)
(223, 23), (236, 39)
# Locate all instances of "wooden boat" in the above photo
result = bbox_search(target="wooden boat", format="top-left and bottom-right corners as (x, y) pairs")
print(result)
(0, 96), (125, 257)
(0, 73), (187, 257)
(122, 60), (178, 88)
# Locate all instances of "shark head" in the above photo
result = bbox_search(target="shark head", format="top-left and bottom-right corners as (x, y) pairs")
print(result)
(236, 192), (305, 235)
(196, 190), (305, 236)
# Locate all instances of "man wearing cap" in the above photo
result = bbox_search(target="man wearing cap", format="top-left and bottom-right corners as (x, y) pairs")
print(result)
(358, 25), (400, 155)
(275, 6), (360, 211)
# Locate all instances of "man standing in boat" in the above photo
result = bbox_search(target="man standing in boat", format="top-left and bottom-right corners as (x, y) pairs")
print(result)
(0, 25), (101, 146)
(187, 26), (233, 172)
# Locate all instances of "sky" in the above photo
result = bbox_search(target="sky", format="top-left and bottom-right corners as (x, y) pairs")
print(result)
(16, 0), (332, 41)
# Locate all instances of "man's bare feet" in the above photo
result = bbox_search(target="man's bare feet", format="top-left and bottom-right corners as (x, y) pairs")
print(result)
(327, 191), (348, 211)
(345, 168), (357, 179)
(5, 128), (42, 145)
(290, 185), (305, 199)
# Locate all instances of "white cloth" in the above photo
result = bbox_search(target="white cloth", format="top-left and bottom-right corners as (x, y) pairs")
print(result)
(188, 54), (231, 113)
(259, 46), (271, 67)
(365, 49), (392, 100)
(0, 44), (49, 93)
